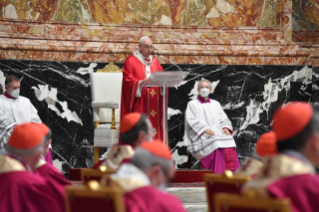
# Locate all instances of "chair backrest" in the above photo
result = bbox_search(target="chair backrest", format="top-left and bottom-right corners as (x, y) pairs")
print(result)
(81, 166), (116, 186)
(204, 171), (250, 212)
(65, 181), (125, 212)
(214, 193), (291, 212)
(90, 63), (123, 122)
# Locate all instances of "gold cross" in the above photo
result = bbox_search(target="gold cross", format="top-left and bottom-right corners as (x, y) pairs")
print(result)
(150, 89), (156, 97)
(150, 109), (157, 117)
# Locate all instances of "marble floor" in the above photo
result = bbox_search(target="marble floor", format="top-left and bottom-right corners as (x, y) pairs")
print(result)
(167, 187), (208, 212)
(70, 180), (208, 211)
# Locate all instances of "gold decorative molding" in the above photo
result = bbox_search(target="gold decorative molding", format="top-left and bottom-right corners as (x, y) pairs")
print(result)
(97, 62), (122, 73)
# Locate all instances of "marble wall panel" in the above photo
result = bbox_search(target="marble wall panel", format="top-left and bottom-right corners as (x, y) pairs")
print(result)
(0, 60), (109, 177)
(168, 64), (312, 168)
(0, 0), (276, 27)
(0, 60), (313, 176)
(313, 66), (319, 109)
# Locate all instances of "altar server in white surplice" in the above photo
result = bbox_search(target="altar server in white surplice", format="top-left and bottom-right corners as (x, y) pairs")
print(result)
(0, 75), (41, 148)
(185, 79), (240, 173)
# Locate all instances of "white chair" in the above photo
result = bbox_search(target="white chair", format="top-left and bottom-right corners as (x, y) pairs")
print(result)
(90, 62), (123, 164)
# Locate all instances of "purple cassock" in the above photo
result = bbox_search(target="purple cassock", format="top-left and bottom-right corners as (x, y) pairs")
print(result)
(44, 149), (53, 165)
(185, 96), (240, 174)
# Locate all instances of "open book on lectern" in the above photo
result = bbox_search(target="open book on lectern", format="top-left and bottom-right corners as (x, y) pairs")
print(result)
(142, 71), (190, 87)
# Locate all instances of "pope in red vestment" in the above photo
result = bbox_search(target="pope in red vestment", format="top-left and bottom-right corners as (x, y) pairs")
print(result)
(243, 102), (319, 212)
(121, 37), (166, 141)
(0, 123), (67, 212)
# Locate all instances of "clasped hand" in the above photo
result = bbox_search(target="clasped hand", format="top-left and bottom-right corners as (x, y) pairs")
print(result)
(205, 128), (231, 136)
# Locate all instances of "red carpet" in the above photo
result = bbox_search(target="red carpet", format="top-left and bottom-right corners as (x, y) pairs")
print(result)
(173, 170), (214, 183)
(69, 168), (214, 182)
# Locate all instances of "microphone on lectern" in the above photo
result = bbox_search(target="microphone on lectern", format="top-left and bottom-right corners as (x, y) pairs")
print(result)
(157, 55), (182, 72)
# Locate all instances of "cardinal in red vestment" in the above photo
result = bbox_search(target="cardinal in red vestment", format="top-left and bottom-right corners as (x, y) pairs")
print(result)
(121, 37), (167, 141)
(92, 112), (155, 169)
(235, 131), (277, 178)
(34, 123), (71, 187)
(109, 141), (186, 212)
(243, 102), (319, 212)
(0, 123), (67, 212)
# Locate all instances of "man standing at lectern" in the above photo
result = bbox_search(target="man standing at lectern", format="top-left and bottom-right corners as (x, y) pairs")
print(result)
(121, 37), (166, 141)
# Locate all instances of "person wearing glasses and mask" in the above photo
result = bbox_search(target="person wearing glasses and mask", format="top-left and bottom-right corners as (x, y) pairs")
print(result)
(185, 79), (240, 173)
(108, 141), (186, 212)
(92, 112), (155, 170)
(121, 37), (167, 141)
(0, 75), (45, 149)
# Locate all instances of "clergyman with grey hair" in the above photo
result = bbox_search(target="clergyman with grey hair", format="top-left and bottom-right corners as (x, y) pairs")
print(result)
(0, 123), (67, 212)
(184, 79), (240, 173)
(121, 37), (167, 142)
(0, 75), (42, 150)
(109, 142), (187, 212)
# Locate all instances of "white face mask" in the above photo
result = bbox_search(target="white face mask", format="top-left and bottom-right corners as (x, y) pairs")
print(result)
(199, 88), (210, 98)
(11, 89), (20, 98)
(157, 171), (167, 192)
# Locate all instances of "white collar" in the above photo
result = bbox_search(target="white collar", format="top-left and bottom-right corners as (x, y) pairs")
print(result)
(111, 163), (150, 185)
(133, 50), (153, 66)
(283, 150), (316, 172)
(252, 152), (263, 161)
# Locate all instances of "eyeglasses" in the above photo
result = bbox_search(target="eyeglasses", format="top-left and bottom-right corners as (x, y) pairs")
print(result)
(143, 45), (153, 50)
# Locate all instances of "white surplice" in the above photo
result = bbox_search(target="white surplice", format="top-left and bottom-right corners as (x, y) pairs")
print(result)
(0, 94), (41, 148)
(185, 98), (236, 160)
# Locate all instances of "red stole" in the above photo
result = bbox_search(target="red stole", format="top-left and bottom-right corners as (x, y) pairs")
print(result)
(35, 162), (72, 187)
(121, 55), (167, 141)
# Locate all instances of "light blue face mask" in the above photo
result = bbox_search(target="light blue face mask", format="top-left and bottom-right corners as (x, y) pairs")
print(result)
(11, 89), (19, 98)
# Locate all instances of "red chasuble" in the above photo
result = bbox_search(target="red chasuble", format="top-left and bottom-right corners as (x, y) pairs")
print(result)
(268, 174), (319, 212)
(121, 53), (167, 141)
(35, 160), (72, 187)
(0, 155), (66, 212)
(243, 153), (318, 212)
(124, 186), (187, 212)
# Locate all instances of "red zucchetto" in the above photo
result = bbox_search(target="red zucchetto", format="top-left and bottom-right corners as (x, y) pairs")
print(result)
(139, 140), (172, 160)
(120, 113), (142, 133)
(255, 131), (277, 157)
(272, 102), (313, 141)
(8, 123), (46, 150)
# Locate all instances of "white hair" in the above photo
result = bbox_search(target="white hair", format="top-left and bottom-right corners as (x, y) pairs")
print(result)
(198, 79), (211, 89)
(131, 147), (172, 173)
(139, 37), (151, 45)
